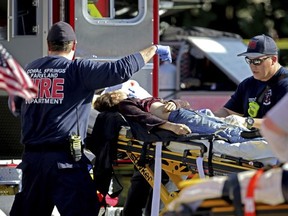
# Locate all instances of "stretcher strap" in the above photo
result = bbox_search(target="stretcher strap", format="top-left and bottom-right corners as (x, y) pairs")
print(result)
(138, 142), (149, 167)
(207, 138), (214, 177)
(244, 168), (264, 216)
(196, 157), (205, 179)
(151, 142), (162, 216)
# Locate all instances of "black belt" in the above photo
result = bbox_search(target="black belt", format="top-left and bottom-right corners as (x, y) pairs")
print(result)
(25, 143), (70, 152)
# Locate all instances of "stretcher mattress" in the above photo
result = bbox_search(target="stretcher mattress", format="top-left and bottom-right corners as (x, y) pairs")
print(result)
(117, 127), (266, 177)
(119, 125), (278, 168)
(166, 137), (278, 166)
(89, 110), (278, 166)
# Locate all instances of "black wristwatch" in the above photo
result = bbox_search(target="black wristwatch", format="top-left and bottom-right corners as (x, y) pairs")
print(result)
(245, 117), (254, 129)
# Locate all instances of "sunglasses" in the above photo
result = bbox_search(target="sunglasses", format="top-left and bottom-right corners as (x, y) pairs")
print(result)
(245, 56), (270, 66)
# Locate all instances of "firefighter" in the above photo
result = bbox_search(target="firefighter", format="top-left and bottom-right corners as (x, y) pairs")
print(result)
(9, 21), (171, 216)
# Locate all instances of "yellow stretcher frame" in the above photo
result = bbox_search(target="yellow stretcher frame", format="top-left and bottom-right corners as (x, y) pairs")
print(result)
(116, 128), (263, 214)
(117, 130), (288, 215)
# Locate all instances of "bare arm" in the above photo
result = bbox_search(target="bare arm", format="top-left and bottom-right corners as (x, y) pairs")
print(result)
(139, 45), (172, 64)
(139, 45), (157, 64)
(215, 107), (264, 129)
(213, 107), (242, 118)
(252, 118), (263, 129)
(119, 99), (191, 135)
(158, 122), (191, 135)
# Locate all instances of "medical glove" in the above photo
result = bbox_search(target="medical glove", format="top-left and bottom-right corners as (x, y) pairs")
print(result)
(224, 114), (246, 129)
(155, 45), (172, 63)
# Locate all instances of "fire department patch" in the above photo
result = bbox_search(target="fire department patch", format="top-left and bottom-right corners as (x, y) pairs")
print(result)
(263, 89), (272, 105)
(248, 40), (257, 49)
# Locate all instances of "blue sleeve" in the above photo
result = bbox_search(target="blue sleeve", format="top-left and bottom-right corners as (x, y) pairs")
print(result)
(274, 75), (288, 102)
(76, 53), (145, 90)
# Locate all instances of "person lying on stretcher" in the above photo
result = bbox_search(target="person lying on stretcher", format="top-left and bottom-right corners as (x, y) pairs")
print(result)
(93, 90), (264, 143)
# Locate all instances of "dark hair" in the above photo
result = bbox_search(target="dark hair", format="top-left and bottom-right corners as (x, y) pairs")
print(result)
(47, 41), (74, 52)
(93, 92), (119, 112)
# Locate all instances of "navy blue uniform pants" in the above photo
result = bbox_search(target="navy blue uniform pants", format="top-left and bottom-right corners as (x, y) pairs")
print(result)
(10, 151), (100, 216)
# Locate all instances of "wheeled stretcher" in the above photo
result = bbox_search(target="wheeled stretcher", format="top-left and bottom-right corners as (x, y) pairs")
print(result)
(87, 111), (279, 215)
(116, 125), (274, 214)
(117, 126), (266, 176)
(163, 163), (288, 216)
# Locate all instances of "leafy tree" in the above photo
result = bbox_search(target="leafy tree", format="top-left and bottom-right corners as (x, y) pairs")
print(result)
(161, 0), (287, 39)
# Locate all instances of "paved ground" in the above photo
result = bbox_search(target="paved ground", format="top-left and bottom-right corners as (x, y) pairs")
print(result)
(0, 196), (14, 215)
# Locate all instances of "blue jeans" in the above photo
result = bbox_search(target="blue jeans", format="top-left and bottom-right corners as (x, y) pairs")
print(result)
(168, 109), (262, 143)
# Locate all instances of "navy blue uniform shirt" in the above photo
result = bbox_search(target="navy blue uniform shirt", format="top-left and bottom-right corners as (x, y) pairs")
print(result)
(224, 67), (288, 118)
(12, 53), (144, 146)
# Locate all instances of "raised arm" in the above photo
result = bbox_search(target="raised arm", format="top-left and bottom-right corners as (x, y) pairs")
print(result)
(118, 99), (169, 130)
(158, 121), (191, 135)
(139, 45), (172, 64)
